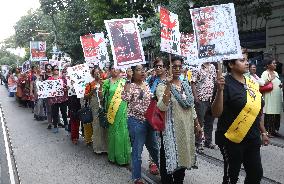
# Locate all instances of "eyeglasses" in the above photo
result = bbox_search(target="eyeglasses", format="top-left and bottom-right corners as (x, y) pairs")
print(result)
(155, 65), (164, 69)
(135, 68), (146, 72)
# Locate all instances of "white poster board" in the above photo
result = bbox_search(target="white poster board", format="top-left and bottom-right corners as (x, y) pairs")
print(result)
(160, 7), (181, 55)
(36, 79), (64, 98)
(190, 3), (242, 62)
(80, 33), (110, 69)
(67, 63), (92, 98)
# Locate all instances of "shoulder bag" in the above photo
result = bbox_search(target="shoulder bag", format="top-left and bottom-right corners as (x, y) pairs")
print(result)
(145, 98), (165, 131)
(97, 80), (109, 128)
(78, 100), (93, 124)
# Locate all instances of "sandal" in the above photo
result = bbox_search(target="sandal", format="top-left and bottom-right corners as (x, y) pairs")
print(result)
(204, 143), (217, 149)
(149, 163), (159, 175)
(134, 179), (145, 184)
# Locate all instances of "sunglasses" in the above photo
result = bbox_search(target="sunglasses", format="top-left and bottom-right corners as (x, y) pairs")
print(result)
(53, 69), (59, 71)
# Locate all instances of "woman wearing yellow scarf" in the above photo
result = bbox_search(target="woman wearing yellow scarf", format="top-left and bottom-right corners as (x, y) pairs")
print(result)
(102, 64), (131, 165)
(212, 52), (269, 184)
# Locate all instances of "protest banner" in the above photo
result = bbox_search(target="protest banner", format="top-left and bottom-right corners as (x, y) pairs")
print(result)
(22, 61), (31, 73)
(80, 33), (109, 69)
(1, 65), (9, 78)
(105, 18), (145, 69)
(180, 33), (198, 64)
(30, 41), (47, 61)
(36, 79), (64, 98)
(67, 63), (92, 98)
(190, 3), (242, 62)
(160, 7), (181, 55)
(39, 60), (49, 72)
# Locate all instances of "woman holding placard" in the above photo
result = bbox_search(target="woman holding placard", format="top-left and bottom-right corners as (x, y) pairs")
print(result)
(212, 52), (269, 184)
(156, 57), (202, 184)
(102, 63), (131, 165)
(48, 65), (69, 133)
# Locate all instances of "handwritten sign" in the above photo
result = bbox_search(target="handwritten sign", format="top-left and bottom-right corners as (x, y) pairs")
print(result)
(67, 63), (92, 98)
(190, 3), (242, 62)
(105, 18), (145, 69)
(80, 33), (109, 69)
(160, 7), (181, 55)
(36, 79), (64, 98)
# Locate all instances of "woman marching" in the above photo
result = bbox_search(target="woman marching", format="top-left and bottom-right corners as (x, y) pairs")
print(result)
(85, 66), (108, 153)
(102, 64), (131, 165)
(122, 64), (159, 184)
(212, 51), (269, 184)
(156, 57), (202, 184)
(48, 65), (69, 133)
(32, 66), (46, 121)
(261, 57), (283, 137)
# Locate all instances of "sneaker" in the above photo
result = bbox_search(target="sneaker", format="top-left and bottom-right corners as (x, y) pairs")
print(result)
(52, 127), (59, 133)
(149, 163), (159, 175)
(134, 179), (145, 184)
(204, 143), (217, 149)
(58, 123), (65, 128)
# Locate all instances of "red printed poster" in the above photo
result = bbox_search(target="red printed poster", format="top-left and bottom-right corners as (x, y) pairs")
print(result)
(160, 7), (181, 55)
(180, 33), (198, 64)
(30, 41), (47, 61)
(190, 3), (242, 62)
(105, 18), (145, 69)
(80, 33), (109, 69)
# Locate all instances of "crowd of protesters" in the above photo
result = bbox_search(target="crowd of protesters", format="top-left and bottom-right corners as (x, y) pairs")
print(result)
(1, 51), (282, 184)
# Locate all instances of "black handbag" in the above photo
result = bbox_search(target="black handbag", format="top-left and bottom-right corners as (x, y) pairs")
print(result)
(78, 100), (93, 124)
(96, 82), (109, 128)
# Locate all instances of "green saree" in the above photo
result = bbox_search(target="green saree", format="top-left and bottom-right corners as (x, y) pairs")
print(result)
(103, 78), (131, 165)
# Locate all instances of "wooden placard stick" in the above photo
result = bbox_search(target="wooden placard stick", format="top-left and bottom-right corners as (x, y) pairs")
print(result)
(169, 53), (172, 76)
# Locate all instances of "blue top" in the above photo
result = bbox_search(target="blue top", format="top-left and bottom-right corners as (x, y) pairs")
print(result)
(147, 76), (162, 94)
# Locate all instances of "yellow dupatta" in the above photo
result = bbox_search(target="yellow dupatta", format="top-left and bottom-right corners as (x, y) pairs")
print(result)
(225, 76), (262, 143)
(107, 79), (124, 124)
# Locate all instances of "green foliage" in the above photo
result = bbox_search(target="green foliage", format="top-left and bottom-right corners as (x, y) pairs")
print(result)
(55, 0), (96, 62)
(0, 47), (22, 67)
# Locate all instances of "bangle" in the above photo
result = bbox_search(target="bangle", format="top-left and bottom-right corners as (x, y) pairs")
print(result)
(163, 93), (170, 97)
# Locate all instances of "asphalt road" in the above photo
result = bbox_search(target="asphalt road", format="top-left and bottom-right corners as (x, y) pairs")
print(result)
(0, 104), (11, 184)
(1, 84), (284, 184)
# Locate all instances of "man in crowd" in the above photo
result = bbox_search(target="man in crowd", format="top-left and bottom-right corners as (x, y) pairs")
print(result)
(191, 62), (217, 152)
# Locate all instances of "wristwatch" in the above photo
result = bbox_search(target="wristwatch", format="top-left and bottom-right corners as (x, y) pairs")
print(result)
(261, 132), (269, 136)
